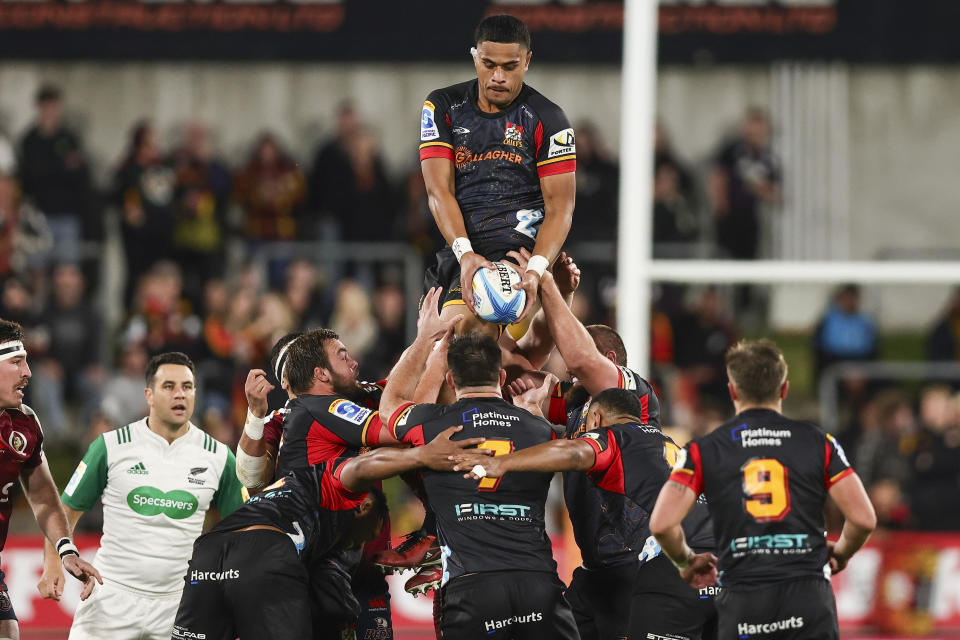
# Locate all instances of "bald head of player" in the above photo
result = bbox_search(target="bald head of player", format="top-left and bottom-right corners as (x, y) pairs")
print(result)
(0, 319), (30, 409)
(724, 339), (789, 413)
(445, 332), (507, 396)
(472, 14), (532, 112)
(583, 388), (645, 431)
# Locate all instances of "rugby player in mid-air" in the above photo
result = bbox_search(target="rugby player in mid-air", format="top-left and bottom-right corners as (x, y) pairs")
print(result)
(651, 339), (877, 640)
(420, 13), (576, 332)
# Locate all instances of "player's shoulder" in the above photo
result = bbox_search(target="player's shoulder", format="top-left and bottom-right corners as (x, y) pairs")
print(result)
(7, 403), (44, 435)
(519, 83), (567, 119)
(426, 80), (474, 107)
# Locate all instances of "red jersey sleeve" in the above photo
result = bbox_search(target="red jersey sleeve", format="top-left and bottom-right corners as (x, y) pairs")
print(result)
(824, 433), (855, 489)
(668, 441), (704, 496)
(319, 458), (366, 510)
(578, 428), (625, 495)
(534, 103), (575, 178)
(419, 91), (454, 162)
(547, 382), (568, 426)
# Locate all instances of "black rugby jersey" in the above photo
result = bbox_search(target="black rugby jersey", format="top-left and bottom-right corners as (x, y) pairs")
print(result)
(419, 80), (576, 258)
(573, 423), (714, 570)
(670, 408), (854, 588)
(544, 366), (666, 568)
(388, 397), (558, 584)
(276, 381), (385, 477)
(213, 457), (365, 562)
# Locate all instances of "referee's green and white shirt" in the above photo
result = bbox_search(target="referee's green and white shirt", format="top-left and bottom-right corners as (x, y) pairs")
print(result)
(61, 419), (245, 594)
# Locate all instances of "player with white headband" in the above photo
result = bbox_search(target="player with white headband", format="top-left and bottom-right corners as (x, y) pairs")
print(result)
(0, 319), (101, 639)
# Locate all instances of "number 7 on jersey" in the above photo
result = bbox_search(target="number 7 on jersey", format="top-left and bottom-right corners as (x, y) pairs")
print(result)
(478, 439), (514, 492)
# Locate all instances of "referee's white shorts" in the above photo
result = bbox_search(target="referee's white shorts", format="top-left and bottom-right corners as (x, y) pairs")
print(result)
(69, 578), (182, 640)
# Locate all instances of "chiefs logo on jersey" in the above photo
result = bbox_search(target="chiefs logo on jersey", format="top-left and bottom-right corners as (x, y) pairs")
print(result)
(503, 122), (524, 147)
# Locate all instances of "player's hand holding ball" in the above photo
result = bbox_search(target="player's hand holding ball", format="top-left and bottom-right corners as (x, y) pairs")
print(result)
(472, 262), (526, 325)
(459, 251), (497, 315)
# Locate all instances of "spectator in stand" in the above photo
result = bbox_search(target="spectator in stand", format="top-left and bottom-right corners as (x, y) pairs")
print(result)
(114, 120), (177, 304)
(671, 287), (737, 419)
(329, 279), (377, 362)
(0, 277), (37, 329)
(169, 121), (231, 305)
(29, 263), (105, 435)
(568, 120), (618, 242)
(233, 132), (306, 242)
(339, 125), (398, 243)
(812, 284), (878, 377)
(927, 287), (960, 363)
(654, 119), (701, 235)
(309, 102), (359, 230)
(284, 259), (332, 330)
(0, 172), (53, 278)
(908, 386), (960, 530)
(652, 162), (699, 258)
(99, 342), (150, 427)
(17, 84), (94, 261)
(122, 260), (201, 358)
(0, 130), (15, 176)
(852, 389), (914, 493)
(360, 281), (407, 380)
(707, 107), (780, 261)
(403, 164), (445, 256)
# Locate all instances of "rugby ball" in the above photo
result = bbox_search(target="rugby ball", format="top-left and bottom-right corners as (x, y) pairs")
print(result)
(472, 262), (526, 325)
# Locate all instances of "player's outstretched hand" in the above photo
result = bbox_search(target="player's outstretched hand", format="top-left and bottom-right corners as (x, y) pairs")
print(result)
(419, 287), (462, 342)
(453, 453), (506, 481)
(680, 552), (718, 589)
(508, 371), (557, 413)
(37, 563), (64, 600)
(244, 369), (274, 419)
(459, 252), (496, 315)
(420, 426), (491, 472)
(552, 251), (581, 298)
(827, 540), (849, 574)
(62, 554), (103, 601)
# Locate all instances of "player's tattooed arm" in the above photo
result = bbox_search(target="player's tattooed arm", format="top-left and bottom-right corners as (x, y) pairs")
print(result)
(422, 157), (495, 313)
(380, 287), (460, 420)
(340, 426), (489, 492)
(454, 437), (595, 480)
(538, 269), (620, 395)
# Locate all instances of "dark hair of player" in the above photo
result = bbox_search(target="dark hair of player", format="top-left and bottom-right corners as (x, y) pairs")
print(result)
(145, 352), (196, 388)
(366, 486), (389, 527)
(591, 388), (644, 422)
(724, 339), (788, 405)
(586, 325), (627, 366)
(474, 14), (531, 50)
(0, 320), (24, 345)
(35, 84), (62, 104)
(447, 332), (502, 389)
(285, 328), (340, 396)
(269, 331), (304, 384)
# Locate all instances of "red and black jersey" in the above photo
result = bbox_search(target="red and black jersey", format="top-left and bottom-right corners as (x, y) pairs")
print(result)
(388, 397), (558, 584)
(276, 382), (385, 478)
(419, 80), (576, 259)
(0, 405), (44, 550)
(214, 457), (365, 562)
(573, 423), (714, 570)
(670, 408), (855, 588)
(262, 404), (289, 453)
(545, 366), (661, 438)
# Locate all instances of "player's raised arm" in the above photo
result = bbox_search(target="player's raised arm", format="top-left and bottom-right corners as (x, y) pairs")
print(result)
(539, 269), (620, 394)
(379, 288), (459, 421)
(339, 426), (488, 493)
(236, 368), (276, 490)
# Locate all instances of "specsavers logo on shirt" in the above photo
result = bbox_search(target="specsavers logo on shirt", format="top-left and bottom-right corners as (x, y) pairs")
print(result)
(127, 487), (199, 519)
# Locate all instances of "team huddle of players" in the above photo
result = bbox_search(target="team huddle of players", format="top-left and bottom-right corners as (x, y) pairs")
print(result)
(0, 12), (878, 640)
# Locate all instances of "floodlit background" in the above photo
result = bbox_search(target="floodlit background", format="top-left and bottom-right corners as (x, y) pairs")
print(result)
(1, 1), (959, 637)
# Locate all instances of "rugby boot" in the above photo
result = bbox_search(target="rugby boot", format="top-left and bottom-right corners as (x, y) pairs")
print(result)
(373, 530), (438, 573)
(405, 564), (443, 596)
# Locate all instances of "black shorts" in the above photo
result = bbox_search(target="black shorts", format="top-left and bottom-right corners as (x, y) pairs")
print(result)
(172, 530), (311, 640)
(309, 550), (360, 639)
(563, 563), (636, 640)
(423, 246), (522, 312)
(715, 577), (838, 640)
(441, 570), (578, 640)
(629, 554), (718, 640)
(0, 569), (15, 622)
(353, 562), (393, 640)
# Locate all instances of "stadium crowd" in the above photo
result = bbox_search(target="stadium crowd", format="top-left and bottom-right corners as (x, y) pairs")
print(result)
(0, 81), (958, 541)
